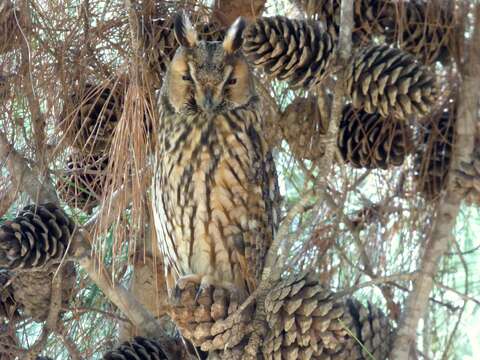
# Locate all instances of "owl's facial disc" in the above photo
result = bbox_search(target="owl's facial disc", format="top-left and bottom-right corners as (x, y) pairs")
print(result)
(166, 14), (254, 114)
(188, 61), (235, 112)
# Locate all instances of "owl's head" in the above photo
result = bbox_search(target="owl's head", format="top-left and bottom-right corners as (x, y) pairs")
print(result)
(163, 13), (256, 114)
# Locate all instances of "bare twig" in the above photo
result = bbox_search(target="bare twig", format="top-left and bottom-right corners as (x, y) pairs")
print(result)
(57, 329), (83, 360)
(334, 273), (418, 298)
(46, 267), (63, 331)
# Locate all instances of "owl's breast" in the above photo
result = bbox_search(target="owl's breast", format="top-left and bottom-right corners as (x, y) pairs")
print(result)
(153, 110), (266, 289)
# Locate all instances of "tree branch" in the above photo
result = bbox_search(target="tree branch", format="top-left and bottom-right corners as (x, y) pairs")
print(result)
(391, 4), (480, 359)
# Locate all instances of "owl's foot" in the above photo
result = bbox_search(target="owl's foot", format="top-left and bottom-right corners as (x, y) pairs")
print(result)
(169, 275), (253, 352)
(172, 274), (247, 307)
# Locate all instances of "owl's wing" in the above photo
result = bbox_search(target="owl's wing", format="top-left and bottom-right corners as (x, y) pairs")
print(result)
(240, 123), (281, 291)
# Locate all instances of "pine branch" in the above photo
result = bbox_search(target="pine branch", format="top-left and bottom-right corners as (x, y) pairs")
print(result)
(391, 4), (480, 359)
(0, 124), (178, 357)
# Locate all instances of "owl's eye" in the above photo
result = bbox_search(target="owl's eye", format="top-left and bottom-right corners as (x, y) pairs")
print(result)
(182, 74), (193, 82)
(227, 78), (237, 85)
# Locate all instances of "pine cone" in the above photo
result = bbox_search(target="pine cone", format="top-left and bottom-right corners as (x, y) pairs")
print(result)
(59, 83), (124, 153)
(243, 16), (335, 89)
(169, 281), (253, 352)
(57, 153), (109, 213)
(297, 0), (395, 44)
(0, 270), (18, 320)
(11, 261), (76, 322)
(102, 336), (193, 360)
(338, 105), (413, 169)
(388, 0), (454, 65)
(280, 96), (329, 162)
(0, 203), (75, 270)
(346, 44), (438, 120)
(415, 105), (455, 200)
(0, 1), (23, 54)
(262, 272), (393, 359)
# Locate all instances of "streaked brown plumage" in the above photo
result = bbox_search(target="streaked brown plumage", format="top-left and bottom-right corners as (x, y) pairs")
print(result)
(152, 14), (280, 301)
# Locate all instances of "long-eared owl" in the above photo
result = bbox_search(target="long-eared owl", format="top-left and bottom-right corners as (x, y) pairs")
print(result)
(152, 13), (280, 299)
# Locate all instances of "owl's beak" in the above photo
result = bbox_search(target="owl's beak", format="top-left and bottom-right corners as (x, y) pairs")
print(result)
(202, 88), (216, 111)
(203, 89), (214, 111)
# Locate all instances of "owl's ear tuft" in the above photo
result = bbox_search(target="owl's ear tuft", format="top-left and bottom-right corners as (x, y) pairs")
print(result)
(223, 17), (246, 53)
(174, 12), (198, 48)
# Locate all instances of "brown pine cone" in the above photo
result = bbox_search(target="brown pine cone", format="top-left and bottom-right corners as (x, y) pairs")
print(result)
(0, 203), (75, 270)
(262, 272), (393, 360)
(169, 281), (253, 353)
(415, 104), (455, 200)
(243, 16), (335, 89)
(59, 82), (124, 153)
(103, 336), (195, 360)
(11, 261), (76, 322)
(338, 105), (413, 169)
(103, 337), (167, 360)
(57, 153), (109, 213)
(297, 0), (395, 45)
(388, 0), (454, 65)
(0, 1), (23, 54)
(346, 44), (438, 120)
(280, 96), (329, 162)
(0, 270), (18, 320)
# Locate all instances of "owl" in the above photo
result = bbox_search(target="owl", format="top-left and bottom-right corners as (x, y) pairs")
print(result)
(152, 13), (280, 303)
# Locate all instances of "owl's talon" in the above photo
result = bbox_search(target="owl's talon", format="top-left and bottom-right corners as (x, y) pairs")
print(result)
(172, 283), (183, 305)
(170, 274), (203, 306)
(194, 283), (211, 303)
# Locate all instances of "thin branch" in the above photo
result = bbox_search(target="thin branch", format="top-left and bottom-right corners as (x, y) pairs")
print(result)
(56, 326), (83, 360)
(0, 180), (19, 217)
(46, 267), (63, 331)
(334, 272), (418, 299)
(434, 281), (480, 306)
